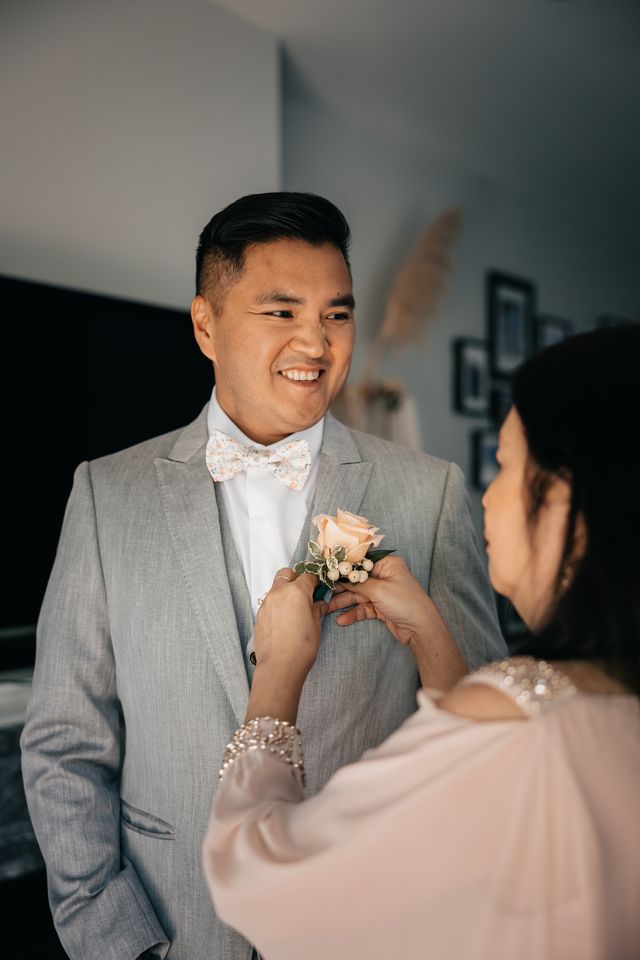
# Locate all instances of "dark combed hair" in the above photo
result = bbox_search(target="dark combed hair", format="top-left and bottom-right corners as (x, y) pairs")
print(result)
(512, 325), (640, 693)
(195, 192), (351, 310)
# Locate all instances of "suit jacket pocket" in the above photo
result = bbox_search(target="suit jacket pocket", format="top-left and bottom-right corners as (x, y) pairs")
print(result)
(120, 798), (175, 839)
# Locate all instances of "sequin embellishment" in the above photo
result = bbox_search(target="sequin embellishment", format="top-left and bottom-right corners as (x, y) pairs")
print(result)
(219, 717), (306, 788)
(461, 656), (577, 715)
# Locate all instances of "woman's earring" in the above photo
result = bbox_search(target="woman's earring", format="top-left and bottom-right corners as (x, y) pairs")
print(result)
(560, 563), (573, 591)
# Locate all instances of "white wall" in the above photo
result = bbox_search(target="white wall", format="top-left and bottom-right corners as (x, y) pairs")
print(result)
(283, 90), (640, 530)
(0, 0), (280, 308)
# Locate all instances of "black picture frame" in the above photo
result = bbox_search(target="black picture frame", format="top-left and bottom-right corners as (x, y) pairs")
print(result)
(489, 379), (512, 425)
(535, 314), (573, 351)
(487, 271), (536, 378)
(453, 338), (490, 416)
(471, 428), (499, 491)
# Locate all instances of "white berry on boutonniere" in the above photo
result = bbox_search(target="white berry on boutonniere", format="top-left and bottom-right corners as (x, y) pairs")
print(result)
(295, 509), (395, 600)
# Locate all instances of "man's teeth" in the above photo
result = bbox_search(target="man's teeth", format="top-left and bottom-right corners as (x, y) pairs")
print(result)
(281, 370), (321, 381)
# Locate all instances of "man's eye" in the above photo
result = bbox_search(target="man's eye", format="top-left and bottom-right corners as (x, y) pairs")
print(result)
(265, 310), (294, 319)
(326, 312), (351, 321)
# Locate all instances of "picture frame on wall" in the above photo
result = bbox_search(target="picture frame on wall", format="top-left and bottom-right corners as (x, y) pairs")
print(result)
(490, 380), (512, 425)
(453, 338), (489, 416)
(471, 428), (499, 490)
(487, 271), (536, 378)
(535, 314), (572, 351)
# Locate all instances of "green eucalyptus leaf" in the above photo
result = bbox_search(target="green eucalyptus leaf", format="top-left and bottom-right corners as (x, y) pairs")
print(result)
(305, 562), (323, 575)
(333, 545), (347, 563)
(326, 556), (339, 571)
(365, 548), (397, 563)
(293, 562), (308, 575)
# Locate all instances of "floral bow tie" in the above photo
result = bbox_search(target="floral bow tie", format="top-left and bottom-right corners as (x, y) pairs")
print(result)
(206, 429), (311, 491)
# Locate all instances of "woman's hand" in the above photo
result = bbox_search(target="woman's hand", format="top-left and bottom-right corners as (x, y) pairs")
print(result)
(246, 569), (327, 724)
(254, 568), (326, 678)
(326, 555), (467, 690)
(326, 555), (433, 646)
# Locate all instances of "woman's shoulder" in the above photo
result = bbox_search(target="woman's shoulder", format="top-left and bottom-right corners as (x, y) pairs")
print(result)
(438, 656), (578, 721)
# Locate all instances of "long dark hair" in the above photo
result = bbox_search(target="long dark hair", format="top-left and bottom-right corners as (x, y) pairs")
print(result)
(511, 325), (640, 694)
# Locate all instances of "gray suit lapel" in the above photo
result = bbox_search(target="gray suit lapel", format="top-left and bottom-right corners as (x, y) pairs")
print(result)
(292, 413), (373, 566)
(154, 407), (249, 725)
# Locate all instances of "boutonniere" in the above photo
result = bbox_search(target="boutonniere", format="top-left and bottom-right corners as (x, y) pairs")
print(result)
(295, 509), (395, 600)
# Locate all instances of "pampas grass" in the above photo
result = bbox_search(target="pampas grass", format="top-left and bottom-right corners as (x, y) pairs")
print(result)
(363, 208), (462, 383)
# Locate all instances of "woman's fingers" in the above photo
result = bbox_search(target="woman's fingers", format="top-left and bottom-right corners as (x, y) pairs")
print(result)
(336, 602), (378, 626)
(271, 567), (297, 590)
(335, 609), (358, 626)
(314, 600), (329, 621)
(267, 559), (411, 630)
(326, 589), (376, 625)
(267, 569), (324, 620)
(296, 572), (319, 598)
(326, 591), (363, 613)
(368, 555), (412, 584)
(268, 568), (315, 600)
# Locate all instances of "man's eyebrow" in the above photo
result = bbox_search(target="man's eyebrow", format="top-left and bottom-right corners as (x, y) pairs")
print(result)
(253, 290), (355, 310)
(254, 290), (304, 305)
(328, 293), (355, 310)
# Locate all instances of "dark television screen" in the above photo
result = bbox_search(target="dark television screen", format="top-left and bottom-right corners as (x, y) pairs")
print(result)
(1, 274), (213, 666)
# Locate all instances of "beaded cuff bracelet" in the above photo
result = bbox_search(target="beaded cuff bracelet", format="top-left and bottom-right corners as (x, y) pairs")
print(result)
(219, 716), (306, 788)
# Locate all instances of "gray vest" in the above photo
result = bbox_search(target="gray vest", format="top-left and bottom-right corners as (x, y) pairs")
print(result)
(214, 485), (256, 681)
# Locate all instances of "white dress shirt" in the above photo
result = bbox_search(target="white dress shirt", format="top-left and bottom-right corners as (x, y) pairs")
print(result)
(207, 387), (324, 618)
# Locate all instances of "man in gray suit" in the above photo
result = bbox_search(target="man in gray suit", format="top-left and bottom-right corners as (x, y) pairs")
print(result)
(22, 192), (506, 960)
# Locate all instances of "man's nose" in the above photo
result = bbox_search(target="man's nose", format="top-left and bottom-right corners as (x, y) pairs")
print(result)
(289, 319), (328, 357)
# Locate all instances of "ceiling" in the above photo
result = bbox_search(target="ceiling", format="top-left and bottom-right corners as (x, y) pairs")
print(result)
(213, 0), (640, 211)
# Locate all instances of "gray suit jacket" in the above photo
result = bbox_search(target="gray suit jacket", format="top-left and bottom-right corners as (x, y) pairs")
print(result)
(21, 408), (505, 960)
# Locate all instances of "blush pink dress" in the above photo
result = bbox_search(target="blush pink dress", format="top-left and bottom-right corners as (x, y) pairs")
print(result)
(204, 657), (640, 959)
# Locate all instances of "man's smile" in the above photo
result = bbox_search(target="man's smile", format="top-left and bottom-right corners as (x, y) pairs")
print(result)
(278, 368), (326, 385)
(280, 369), (321, 381)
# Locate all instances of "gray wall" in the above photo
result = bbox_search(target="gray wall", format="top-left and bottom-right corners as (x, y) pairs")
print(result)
(283, 89), (640, 529)
(2, 0), (638, 530)
(0, 0), (280, 308)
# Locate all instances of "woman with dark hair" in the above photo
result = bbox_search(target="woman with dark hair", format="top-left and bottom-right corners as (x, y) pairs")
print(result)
(203, 327), (640, 959)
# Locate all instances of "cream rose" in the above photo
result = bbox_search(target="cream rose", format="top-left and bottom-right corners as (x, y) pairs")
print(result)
(312, 509), (384, 565)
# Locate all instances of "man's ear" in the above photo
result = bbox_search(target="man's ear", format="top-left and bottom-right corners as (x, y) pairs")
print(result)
(191, 295), (217, 363)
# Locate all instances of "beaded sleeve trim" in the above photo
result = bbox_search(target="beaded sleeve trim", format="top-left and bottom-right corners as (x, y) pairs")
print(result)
(460, 656), (577, 715)
(219, 717), (306, 788)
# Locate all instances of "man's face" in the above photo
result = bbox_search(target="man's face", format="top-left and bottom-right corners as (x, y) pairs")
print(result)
(192, 239), (355, 445)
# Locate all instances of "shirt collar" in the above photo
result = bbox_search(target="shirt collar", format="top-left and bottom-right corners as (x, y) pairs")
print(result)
(206, 386), (324, 464)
